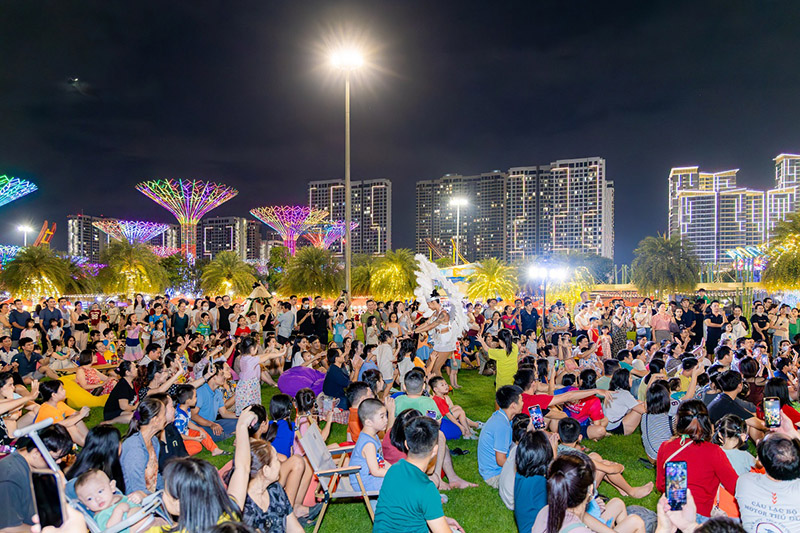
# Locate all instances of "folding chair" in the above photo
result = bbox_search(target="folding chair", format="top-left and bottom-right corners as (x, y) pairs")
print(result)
(69, 489), (170, 533)
(300, 424), (380, 533)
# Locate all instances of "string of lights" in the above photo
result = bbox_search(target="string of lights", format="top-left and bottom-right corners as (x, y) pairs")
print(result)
(302, 220), (359, 250)
(92, 219), (170, 243)
(249, 205), (328, 255)
(0, 175), (37, 208)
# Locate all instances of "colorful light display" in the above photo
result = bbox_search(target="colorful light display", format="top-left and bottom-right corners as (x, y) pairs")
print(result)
(0, 175), (37, 208)
(92, 219), (170, 243)
(0, 245), (22, 266)
(150, 246), (181, 258)
(136, 179), (238, 263)
(302, 220), (359, 250)
(250, 206), (329, 256)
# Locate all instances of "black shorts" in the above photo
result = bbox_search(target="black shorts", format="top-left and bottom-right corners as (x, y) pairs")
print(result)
(608, 422), (626, 435)
(277, 335), (290, 345)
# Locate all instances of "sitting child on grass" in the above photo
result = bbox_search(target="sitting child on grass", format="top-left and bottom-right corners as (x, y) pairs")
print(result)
(429, 376), (481, 439)
(172, 384), (226, 456)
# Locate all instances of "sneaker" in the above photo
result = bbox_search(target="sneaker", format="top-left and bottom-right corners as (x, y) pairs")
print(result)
(476, 421), (485, 430)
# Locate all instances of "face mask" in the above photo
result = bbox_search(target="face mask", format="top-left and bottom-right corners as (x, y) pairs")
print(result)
(782, 345), (790, 352)
(303, 304), (309, 309)
(203, 307), (209, 311)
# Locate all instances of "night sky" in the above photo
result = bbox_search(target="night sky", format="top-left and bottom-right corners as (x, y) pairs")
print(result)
(2, 1), (800, 263)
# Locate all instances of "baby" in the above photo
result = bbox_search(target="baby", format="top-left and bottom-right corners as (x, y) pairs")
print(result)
(74, 469), (158, 533)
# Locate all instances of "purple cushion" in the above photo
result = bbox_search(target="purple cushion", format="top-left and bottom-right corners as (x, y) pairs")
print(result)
(278, 366), (325, 397)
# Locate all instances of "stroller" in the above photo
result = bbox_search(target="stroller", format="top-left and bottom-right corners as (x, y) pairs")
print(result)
(15, 417), (171, 533)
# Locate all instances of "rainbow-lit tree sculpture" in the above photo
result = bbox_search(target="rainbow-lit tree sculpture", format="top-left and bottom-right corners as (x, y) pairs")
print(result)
(150, 246), (181, 258)
(250, 206), (328, 256)
(92, 219), (170, 244)
(136, 179), (238, 263)
(0, 245), (22, 266)
(302, 220), (359, 250)
(0, 175), (37, 207)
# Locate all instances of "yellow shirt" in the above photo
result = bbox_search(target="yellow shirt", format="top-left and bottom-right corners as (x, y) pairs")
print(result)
(35, 401), (75, 424)
(488, 344), (519, 390)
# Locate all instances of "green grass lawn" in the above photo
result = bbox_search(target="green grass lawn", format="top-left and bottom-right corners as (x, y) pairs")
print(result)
(83, 368), (660, 532)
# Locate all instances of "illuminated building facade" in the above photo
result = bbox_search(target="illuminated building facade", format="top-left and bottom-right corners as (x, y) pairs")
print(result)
(307, 178), (392, 255)
(196, 216), (262, 261)
(416, 157), (614, 262)
(668, 154), (800, 265)
(67, 214), (108, 262)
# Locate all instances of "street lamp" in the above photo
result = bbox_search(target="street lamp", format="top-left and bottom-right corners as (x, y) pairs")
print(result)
(449, 197), (468, 263)
(528, 266), (568, 334)
(17, 225), (33, 247)
(331, 48), (364, 295)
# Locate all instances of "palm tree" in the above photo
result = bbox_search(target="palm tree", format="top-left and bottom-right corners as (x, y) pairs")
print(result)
(98, 241), (168, 298)
(201, 251), (258, 297)
(466, 258), (518, 302)
(280, 247), (342, 297)
(763, 233), (800, 290)
(771, 211), (800, 244)
(631, 234), (700, 296)
(64, 257), (100, 295)
(0, 247), (70, 300)
(351, 256), (375, 297)
(370, 249), (418, 300)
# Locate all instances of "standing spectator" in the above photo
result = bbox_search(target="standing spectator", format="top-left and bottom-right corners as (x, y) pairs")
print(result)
(751, 303), (770, 343)
(217, 295), (234, 335)
(8, 299), (30, 348)
(361, 299), (383, 339)
(519, 299), (539, 338)
(274, 302), (295, 346)
(312, 295), (330, 344)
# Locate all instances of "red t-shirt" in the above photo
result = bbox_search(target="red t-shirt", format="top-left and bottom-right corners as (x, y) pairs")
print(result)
(234, 326), (251, 337)
(588, 329), (603, 358)
(89, 309), (101, 326)
(562, 387), (604, 423)
(783, 404), (800, 425)
(656, 439), (738, 517)
(432, 395), (450, 417)
(381, 431), (406, 464)
(522, 393), (553, 414)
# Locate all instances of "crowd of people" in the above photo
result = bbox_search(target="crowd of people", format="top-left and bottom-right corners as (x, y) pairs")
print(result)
(0, 285), (799, 533)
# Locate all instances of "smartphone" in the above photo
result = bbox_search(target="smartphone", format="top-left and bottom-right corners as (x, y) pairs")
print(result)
(665, 461), (688, 511)
(30, 469), (66, 528)
(764, 397), (782, 428)
(528, 405), (545, 430)
(425, 410), (437, 419)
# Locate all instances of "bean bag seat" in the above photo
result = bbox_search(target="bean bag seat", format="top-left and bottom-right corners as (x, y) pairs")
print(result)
(61, 374), (108, 409)
(277, 366), (325, 398)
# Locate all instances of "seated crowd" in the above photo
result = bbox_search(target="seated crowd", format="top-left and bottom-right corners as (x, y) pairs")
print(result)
(0, 289), (799, 533)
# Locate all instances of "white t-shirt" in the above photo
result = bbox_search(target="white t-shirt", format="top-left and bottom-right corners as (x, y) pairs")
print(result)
(604, 389), (640, 430)
(736, 472), (800, 533)
(499, 444), (517, 510)
(375, 344), (394, 385)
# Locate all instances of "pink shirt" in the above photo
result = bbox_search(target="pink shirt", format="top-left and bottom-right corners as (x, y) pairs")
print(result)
(238, 355), (261, 382)
(650, 313), (672, 331)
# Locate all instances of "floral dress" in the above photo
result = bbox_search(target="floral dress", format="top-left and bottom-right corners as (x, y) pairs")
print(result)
(611, 318), (629, 356)
(83, 366), (117, 395)
(243, 483), (293, 533)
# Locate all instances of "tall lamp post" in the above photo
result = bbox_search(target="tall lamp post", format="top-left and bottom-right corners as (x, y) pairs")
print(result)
(17, 225), (33, 247)
(528, 266), (568, 335)
(449, 197), (468, 264)
(331, 49), (363, 295)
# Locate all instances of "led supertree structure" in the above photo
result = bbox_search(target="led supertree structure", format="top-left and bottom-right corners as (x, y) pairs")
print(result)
(0, 245), (22, 266)
(0, 175), (37, 208)
(136, 179), (238, 263)
(302, 220), (359, 250)
(92, 219), (170, 244)
(250, 206), (329, 256)
(150, 246), (181, 258)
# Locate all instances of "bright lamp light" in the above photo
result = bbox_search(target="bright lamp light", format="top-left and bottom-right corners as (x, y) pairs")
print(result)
(330, 49), (364, 70)
(17, 225), (33, 232)
(449, 197), (469, 207)
(528, 266), (546, 280)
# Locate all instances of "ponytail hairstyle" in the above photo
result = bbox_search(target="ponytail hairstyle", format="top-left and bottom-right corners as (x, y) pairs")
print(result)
(546, 453), (595, 533)
(116, 361), (134, 380)
(675, 399), (713, 444)
(239, 336), (258, 356)
(264, 394), (293, 443)
(125, 397), (164, 438)
(247, 438), (277, 480)
(294, 388), (316, 415)
(398, 337), (416, 361)
(497, 328), (514, 355)
(712, 414), (748, 449)
(247, 404), (268, 438)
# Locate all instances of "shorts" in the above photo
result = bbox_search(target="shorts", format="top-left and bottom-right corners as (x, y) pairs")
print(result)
(607, 422), (626, 435)
(277, 335), (290, 345)
(22, 371), (46, 381)
(440, 417), (463, 440)
(450, 355), (462, 370)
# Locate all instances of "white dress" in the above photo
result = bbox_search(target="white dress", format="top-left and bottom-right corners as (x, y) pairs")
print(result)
(431, 310), (457, 352)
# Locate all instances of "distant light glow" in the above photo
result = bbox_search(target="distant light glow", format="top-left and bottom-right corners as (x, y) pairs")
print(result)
(528, 266), (568, 280)
(330, 49), (363, 70)
(136, 179), (238, 263)
(150, 246), (181, 258)
(449, 197), (469, 207)
(303, 220), (359, 250)
(250, 206), (329, 256)
(0, 176), (37, 208)
(93, 219), (170, 243)
(0, 245), (22, 266)
(17, 225), (33, 233)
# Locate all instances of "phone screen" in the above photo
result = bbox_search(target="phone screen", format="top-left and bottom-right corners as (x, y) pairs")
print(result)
(425, 410), (437, 420)
(31, 470), (65, 528)
(665, 461), (688, 511)
(764, 397), (782, 428)
(528, 405), (545, 430)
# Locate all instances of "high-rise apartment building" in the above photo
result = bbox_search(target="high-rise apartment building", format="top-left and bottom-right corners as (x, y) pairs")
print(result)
(196, 216), (262, 261)
(67, 214), (110, 262)
(667, 155), (800, 264)
(307, 178), (392, 255)
(416, 157), (614, 262)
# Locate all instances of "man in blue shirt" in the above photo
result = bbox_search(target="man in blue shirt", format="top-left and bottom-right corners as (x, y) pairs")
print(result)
(191, 361), (238, 441)
(477, 384), (523, 488)
(8, 299), (30, 348)
(11, 338), (57, 383)
(38, 297), (63, 332)
(519, 299), (539, 336)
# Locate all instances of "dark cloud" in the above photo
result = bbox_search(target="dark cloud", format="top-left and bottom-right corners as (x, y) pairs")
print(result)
(1, 0), (799, 261)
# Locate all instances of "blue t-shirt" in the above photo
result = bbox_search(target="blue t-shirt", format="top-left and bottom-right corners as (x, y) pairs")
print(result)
(349, 432), (384, 492)
(477, 409), (511, 480)
(514, 473), (547, 533)
(8, 310), (31, 341)
(269, 419), (296, 458)
(11, 352), (41, 377)
(174, 405), (190, 434)
(195, 384), (223, 422)
(358, 360), (379, 381)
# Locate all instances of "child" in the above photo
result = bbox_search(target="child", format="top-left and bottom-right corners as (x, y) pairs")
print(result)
(234, 316), (251, 337)
(267, 394), (297, 459)
(720, 323), (735, 347)
(196, 312), (212, 338)
(46, 318), (63, 350)
(342, 319), (356, 345)
(396, 338), (421, 386)
(74, 469), (160, 533)
(712, 414), (756, 518)
(557, 417), (653, 499)
(21, 318), (39, 346)
(246, 312), (262, 337)
(357, 344), (380, 381)
(102, 329), (118, 363)
(349, 398), (390, 493)
(35, 380), (90, 446)
(344, 381), (374, 441)
(150, 320), (166, 350)
(260, 336), (287, 386)
(48, 339), (76, 371)
(235, 337), (283, 415)
(173, 385), (226, 456)
(365, 316), (380, 345)
(448, 341), (462, 389)
(429, 376), (480, 439)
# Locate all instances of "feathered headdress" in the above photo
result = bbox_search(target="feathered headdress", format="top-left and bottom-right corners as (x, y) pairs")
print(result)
(413, 254), (469, 334)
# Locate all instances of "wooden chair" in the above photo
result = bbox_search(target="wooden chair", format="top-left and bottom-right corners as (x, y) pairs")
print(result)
(299, 424), (379, 533)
